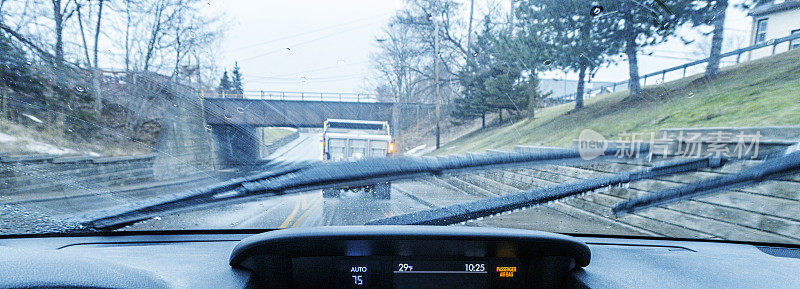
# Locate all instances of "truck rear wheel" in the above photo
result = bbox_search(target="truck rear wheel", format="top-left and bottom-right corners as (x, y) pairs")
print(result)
(373, 182), (391, 199)
(322, 188), (340, 198)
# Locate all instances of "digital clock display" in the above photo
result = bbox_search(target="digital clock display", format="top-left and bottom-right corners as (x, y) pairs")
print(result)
(391, 258), (522, 289)
(292, 256), (524, 289)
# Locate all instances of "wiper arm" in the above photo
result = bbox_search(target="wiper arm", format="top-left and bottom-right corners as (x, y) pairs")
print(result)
(366, 156), (722, 226)
(613, 150), (800, 215)
(72, 160), (317, 229)
(76, 147), (638, 229)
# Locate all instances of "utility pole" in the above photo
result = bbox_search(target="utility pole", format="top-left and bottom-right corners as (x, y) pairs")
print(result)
(433, 18), (441, 150)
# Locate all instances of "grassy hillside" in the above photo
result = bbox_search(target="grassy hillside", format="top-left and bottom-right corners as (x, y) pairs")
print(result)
(260, 127), (297, 144)
(432, 48), (800, 155)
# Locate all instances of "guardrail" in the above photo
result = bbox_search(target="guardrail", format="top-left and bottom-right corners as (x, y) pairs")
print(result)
(547, 32), (800, 105)
(200, 90), (382, 103)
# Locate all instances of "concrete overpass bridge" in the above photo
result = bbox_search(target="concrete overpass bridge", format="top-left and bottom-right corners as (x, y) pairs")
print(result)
(202, 91), (396, 166)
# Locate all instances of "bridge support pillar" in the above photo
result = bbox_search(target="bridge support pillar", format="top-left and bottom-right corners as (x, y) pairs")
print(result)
(210, 124), (261, 167)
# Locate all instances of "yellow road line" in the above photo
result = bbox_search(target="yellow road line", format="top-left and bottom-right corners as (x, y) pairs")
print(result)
(291, 198), (321, 228)
(279, 198), (302, 228)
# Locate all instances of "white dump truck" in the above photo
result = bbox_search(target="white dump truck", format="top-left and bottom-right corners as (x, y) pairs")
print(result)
(321, 119), (395, 199)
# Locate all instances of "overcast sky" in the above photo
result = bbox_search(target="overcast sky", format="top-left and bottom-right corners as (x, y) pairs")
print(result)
(207, 0), (755, 94)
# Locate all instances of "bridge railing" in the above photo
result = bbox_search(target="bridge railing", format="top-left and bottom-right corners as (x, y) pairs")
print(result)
(200, 89), (384, 103)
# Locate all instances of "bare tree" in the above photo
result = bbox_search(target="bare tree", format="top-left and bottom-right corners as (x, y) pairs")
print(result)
(49, 0), (77, 61)
(372, 24), (426, 104)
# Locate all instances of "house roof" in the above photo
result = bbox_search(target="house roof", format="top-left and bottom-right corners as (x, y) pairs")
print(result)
(748, 0), (800, 17)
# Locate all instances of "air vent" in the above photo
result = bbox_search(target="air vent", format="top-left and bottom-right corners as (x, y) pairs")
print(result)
(757, 246), (800, 259)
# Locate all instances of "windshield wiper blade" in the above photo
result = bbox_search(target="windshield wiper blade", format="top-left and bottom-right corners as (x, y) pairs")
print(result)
(71, 160), (317, 229)
(612, 150), (800, 216)
(77, 147), (638, 229)
(367, 156), (722, 225)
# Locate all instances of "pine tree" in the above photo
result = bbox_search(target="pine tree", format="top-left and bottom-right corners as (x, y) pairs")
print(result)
(218, 70), (231, 96)
(603, 0), (701, 97)
(517, 0), (623, 110)
(231, 62), (244, 95)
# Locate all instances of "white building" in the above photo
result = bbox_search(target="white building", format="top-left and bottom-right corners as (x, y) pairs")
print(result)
(747, 0), (800, 59)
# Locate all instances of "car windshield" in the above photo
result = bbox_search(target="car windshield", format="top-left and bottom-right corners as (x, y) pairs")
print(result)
(1, 0), (800, 245)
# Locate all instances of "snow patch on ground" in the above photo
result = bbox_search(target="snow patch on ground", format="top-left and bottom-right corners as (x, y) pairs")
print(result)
(0, 132), (19, 143)
(0, 132), (84, 155)
(24, 142), (76, 155)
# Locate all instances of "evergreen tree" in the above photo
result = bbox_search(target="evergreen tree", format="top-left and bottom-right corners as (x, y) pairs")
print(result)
(453, 18), (542, 124)
(231, 62), (244, 95)
(517, 0), (624, 110)
(217, 70), (231, 96)
(602, 0), (701, 96)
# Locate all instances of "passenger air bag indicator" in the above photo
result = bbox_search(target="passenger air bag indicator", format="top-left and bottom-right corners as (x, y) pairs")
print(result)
(496, 266), (516, 277)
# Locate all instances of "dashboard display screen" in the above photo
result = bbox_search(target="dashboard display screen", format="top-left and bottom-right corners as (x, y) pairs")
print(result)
(392, 259), (522, 289)
(291, 257), (524, 289)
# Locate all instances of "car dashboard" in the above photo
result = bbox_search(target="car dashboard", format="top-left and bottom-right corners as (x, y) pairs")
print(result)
(0, 226), (799, 289)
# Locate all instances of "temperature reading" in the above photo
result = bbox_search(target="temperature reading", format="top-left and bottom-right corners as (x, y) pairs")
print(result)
(465, 263), (486, 272)
(352, 275), (363, 286)
(397, 263), (414, 271)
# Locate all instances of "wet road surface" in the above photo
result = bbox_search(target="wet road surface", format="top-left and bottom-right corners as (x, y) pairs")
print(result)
(124, 132), (435, 230)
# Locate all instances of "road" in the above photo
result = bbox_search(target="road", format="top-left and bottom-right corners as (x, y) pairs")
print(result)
(125, 132), (435, 230)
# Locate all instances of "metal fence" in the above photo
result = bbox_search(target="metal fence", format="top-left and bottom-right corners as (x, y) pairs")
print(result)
(546, 32), (800, 106)
(200, 89), (382, 103)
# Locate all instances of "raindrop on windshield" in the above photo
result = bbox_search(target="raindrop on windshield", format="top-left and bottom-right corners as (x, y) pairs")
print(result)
(74, 86), (85, 92)
(590, 5), (603, 17)
(236, 107), (244, 113)
(656, 78), (663, 85)
(688, 92), (695, 98)
(205, 125), (213, 131)
(544, 60), (552, 66)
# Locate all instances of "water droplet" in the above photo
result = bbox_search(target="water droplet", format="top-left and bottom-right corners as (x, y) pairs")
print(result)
(544, 60), (552, 66)
(472, 51), (479, 57)
(172, 103), (178, 107)
(24, 60), (32, 66)
(74, 86), (85, 92)
(224, 114), (232, 119)
(236, 107), (244, 113)
(205, 125), (213, 131)
(766, 39), (775, 45)
(590, 5), (604, 16)
(655, 78), (663, 85)
(688, 92), (695, 98)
